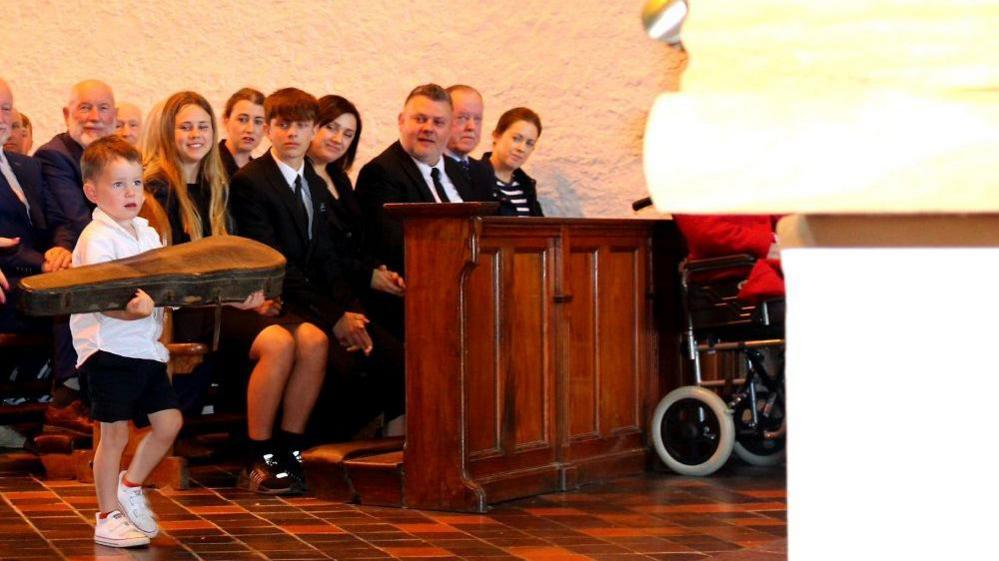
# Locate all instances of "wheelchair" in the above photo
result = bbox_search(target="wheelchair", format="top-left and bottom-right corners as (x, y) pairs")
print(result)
(651, 254), (786, 476)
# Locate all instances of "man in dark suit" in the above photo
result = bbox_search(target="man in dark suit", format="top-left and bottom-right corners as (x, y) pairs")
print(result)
(34, 79), (117, 247)
(444, 84), (495, 196)
(230, 88), (404, 486)
(355, 83), (495, 275)
(0, 79), (64, 332)
(30, 80), (115, 426)
(1, 80), (77, 439)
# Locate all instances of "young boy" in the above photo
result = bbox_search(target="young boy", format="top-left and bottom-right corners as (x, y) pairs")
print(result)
(71, 136), (182, 548)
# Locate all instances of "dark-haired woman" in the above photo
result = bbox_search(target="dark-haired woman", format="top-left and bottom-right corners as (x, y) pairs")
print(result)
(308, 95), (405, 301)
(219, 88), (265, 178)
(484, 107), (544, 217)
(307, 95), (407, 436)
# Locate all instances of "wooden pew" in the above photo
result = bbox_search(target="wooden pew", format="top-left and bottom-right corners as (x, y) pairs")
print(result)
(313, 203), (684, 512)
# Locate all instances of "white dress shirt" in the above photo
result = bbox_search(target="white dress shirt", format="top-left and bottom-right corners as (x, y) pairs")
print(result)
(0, 150), (30, 218)
(70, 208), (168, 366)
(410, 156), (463, 203)
(272, 150), (313, 238)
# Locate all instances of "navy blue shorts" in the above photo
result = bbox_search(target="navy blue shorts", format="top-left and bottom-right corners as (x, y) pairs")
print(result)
(81, 351), (179, 428)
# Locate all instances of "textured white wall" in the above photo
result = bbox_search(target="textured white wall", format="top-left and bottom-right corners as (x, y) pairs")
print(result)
(1, 0), (683, 217)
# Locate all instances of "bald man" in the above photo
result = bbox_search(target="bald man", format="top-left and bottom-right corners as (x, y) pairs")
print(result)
(33, 80), (116, 422)
(114, 102), (142, 146)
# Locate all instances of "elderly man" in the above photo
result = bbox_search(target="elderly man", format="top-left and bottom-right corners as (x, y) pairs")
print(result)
(356, 83), (494, 275)
(35, 80), (117, 245)
(444, 84), (494, 194)
(0, 78), (63, 327)
(34, 80), (117, 430)
(114, 102), (142, 146)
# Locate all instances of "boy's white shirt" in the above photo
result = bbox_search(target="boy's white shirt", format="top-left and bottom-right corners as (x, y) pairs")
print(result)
(70, 207), (169, 367)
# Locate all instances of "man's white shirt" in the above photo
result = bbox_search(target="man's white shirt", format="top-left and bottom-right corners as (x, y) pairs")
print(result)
(410, 156), (463, 203)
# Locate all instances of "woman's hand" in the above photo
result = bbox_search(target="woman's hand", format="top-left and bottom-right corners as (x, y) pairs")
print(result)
(228, 290), (265, 310)
(370, 265), (406, 296)
(333, 311), (373, 355)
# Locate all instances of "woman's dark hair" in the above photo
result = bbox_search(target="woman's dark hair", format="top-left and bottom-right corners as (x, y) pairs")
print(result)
(493, 107), (542, 138)
(316, 94), (363, 172)
(223, 87), (265, 118)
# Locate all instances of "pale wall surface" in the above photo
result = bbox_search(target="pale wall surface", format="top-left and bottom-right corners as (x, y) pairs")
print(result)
(0, 0), (683, 218)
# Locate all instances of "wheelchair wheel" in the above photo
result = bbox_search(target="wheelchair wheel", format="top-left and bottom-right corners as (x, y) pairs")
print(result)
(651, 386), (734, 476)
(732, 394), (786, 467)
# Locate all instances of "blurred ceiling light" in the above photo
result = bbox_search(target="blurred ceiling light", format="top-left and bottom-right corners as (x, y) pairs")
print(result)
(642, 0), (688, 45)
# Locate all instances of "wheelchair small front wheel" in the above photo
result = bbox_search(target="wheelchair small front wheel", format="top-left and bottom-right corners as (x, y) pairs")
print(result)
(651, 386), (734, 476)
(732, 394), (786, 467)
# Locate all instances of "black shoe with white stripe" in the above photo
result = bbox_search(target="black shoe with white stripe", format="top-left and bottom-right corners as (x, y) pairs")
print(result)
(237, 453), (294, 495)
(285, 448), (307, 493)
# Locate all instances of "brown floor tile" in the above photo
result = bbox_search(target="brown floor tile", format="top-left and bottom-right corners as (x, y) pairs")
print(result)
(0, 457), (786, 561)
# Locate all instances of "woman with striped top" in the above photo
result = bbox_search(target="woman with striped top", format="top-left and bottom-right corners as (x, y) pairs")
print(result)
(484, 107), (544, 217)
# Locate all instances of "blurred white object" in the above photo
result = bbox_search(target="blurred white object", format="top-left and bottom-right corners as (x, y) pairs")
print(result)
(643, 0), (999, 214)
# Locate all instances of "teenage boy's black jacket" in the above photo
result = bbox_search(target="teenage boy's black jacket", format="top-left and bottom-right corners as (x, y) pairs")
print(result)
(229, 151), (359, 327)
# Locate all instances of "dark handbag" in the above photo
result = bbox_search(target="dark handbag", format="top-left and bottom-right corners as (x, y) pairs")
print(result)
(17, 236), (285, 316)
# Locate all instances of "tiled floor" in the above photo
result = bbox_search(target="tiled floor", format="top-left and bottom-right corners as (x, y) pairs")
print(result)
(0, 455), (785, 561)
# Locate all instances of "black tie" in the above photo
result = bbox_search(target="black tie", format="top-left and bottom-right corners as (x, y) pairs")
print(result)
(459, 158), (471, 179)
(293, 175), (310, 235)
(430, 167), (451, 203)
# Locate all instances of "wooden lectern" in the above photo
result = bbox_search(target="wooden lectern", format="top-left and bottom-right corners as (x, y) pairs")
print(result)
(361, 203), (683, 511)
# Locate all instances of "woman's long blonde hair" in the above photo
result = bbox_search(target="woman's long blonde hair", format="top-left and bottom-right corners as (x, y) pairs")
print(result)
(143, 91), (229, 241)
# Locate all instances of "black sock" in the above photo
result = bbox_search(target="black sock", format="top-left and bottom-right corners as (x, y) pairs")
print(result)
(248, 438), (276, 460)
(278, 430), (307, 457)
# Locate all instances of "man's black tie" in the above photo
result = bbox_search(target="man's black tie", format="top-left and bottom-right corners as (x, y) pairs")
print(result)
(459, 158), (471, 180)
(293, 175), (310, 231)
(430, 167), (451, 203)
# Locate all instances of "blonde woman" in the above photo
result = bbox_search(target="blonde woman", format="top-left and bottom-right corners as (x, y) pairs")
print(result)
(143, 91), (328, 495)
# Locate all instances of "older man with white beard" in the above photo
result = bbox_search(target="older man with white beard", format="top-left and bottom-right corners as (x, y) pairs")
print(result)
(35, 80), (117, 244)
(34, 79), (117, 430)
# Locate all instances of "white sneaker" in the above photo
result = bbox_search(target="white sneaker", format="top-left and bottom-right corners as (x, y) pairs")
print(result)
(94, 511), (150, 548)
(116, 471), (158, 538)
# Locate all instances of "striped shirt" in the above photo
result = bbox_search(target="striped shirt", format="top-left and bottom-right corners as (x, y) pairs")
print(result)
(493, 176), (532, 217)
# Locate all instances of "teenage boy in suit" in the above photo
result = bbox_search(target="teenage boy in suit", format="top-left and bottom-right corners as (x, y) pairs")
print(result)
(230, 88), (405, 450)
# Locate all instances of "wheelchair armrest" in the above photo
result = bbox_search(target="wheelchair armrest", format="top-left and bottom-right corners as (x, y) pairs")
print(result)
(681, 254), (757, 275)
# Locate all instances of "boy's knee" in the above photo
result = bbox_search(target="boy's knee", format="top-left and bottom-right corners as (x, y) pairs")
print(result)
(152, 409), (183, 440)
(254, 326), (295, 359)
(99, 422), (131, 449)
(296, 323), (329, 354)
